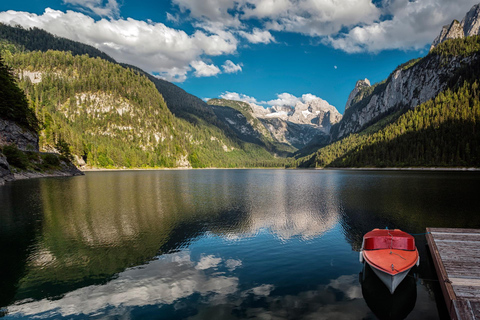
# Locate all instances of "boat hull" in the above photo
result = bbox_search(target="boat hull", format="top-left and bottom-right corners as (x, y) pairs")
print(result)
(368, 262), (411, 294)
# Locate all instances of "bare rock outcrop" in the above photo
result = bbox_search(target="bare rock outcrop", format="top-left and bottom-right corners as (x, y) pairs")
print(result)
(345, 79), (371, 110)
(334, 53), (476, 140)
(430, 3), (480, 50)
(0, 119), (39, 151)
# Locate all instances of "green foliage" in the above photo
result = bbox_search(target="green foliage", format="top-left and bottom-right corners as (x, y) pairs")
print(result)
(55, 137), (73, 161)
(430, 35), (480, 58)
(0, 53), (39, 132)
(2, 144), (29, 169)
(42, 153), (60, 167)
(397, 57), (422, 71)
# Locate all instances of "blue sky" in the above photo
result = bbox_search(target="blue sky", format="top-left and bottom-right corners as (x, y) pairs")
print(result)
(0, 0), (478, 113)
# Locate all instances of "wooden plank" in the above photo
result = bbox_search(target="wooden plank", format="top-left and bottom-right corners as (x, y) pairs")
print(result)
(451, 278), (480, 287)
(453, 300), (474, 320)
(430, 228), (480, 234)
(470, 301), (480, 319)
(443, 262), (480, 279)
(431, 233), (480, 241)
(436, 246), (480, 262)
(452, 286), (480, 299)
(426, 228), (457, 315)
(427, 228), (480, 320)
(433, 233), (480, 238)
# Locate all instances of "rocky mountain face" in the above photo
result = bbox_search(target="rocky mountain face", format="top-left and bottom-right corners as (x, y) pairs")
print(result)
(0, 118), (39, 185)
(209, 98), (342, 150)
(334, 54), (476, 140)
(344, 79), (371, 110)
(0, 119), (39, 151)
(430, 3), (480, 50)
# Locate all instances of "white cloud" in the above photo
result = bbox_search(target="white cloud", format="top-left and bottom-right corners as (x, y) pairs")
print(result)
(326, 0), (480, 52)
(63, 0), (120, 17)
(267, 92), (301, 107)
(241, 284), (275, 298)
(166, 12), (179, 23)
(225, 258), (242, 271)
(222, 60), (242, 73)
(173, 0), (242, 28)
(248, 0), (380, 37)
(171, 0), (480, 53)
(0, 8), (237, 82)
(195, 254), (223, 269)
(238, 28), (275, 44)
(190, 60), (221, 77)
(220, 91), (265, 105)
(173, 0), (380, 37)
(218, 91), (334, 113)
(300, 93), (321, 103)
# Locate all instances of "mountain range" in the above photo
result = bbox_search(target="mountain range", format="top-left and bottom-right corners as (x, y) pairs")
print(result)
(1, 2), (480, 176)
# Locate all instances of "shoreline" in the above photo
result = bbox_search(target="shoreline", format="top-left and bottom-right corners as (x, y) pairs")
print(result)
(323, 167), (480, 172)
(80, 166), (480, 172)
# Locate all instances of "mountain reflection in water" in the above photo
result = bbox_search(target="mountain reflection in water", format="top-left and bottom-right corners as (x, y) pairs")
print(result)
(1, 169), (479, 319)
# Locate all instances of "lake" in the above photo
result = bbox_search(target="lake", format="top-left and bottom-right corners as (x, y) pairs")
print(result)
(1, 169), (480, 319)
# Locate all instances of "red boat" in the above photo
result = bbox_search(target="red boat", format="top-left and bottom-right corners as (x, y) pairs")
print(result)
(360, 229), (419, 294)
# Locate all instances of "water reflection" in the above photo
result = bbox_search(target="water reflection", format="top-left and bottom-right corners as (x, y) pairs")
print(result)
(8, 251), (241, 318)
(6, 170), (343, 305)
(2, 169), (477, 318)
(0, 180), (43, 308)
(360, 264), (417, 320)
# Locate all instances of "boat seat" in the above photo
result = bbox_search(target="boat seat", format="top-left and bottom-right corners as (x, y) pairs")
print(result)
(363, 229), (416, 251)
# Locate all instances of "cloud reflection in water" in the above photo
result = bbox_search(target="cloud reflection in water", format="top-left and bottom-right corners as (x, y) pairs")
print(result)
(8, 249), (372, 320)
(8, 252), (240, 318)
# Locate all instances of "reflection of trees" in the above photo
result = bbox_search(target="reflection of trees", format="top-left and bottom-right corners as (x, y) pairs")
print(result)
(0, 180), (42, 308)
(339, 171), (480, 251)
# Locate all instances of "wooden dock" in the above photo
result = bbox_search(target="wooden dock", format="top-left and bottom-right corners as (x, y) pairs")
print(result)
(426, 228), (480, 320)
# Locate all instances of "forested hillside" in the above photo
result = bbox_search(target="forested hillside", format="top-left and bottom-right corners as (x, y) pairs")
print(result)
(292, 37), (480, 168)
(0, 44), (281, 168)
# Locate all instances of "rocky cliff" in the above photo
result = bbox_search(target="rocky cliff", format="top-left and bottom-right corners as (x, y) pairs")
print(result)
(334, 51), (477, 140)
(344, 79), (371, 110)
(431, 3), (480, 50)
(0, 119), (39, 151)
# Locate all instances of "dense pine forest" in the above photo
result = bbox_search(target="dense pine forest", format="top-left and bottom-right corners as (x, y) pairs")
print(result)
(0, 42), (282, 168)
(291, 37), (480, 168)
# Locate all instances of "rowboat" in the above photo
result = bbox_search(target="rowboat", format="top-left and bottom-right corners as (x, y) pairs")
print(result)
(359, 228), (419, 294)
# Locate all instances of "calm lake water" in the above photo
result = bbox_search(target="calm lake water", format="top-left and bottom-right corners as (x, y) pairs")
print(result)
(1, 169), (480, 319)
